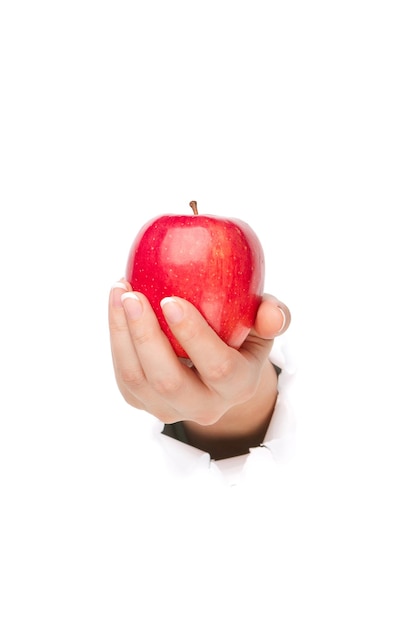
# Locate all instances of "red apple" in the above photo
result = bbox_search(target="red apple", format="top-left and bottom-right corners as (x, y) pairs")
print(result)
(125, 201), (265, 358)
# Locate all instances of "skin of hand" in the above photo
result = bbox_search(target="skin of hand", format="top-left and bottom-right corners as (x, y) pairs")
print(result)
(109, 280), (291, 459)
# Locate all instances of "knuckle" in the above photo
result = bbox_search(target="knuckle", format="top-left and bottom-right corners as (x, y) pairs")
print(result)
(117, 366), (145, 388)
(204, 356), (235, 385)
(151, 373), (183, 396)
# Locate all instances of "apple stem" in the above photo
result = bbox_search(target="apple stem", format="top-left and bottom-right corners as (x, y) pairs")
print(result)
(189, 200), (198, 215)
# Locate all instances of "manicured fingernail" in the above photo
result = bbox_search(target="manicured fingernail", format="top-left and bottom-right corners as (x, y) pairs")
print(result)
(277, 306), (287, 333)
(112, 281), (127, 291)
(121, 292), (143, 319)
(161, 297), (184, 324)
(111, 281), (128, 307)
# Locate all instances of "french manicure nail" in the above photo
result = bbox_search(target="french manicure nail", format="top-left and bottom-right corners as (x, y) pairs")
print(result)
(276, 306), (287, 333)
(161, 297), (184, 324)
(121, 292), (143, 319)
(111, 281), (128, 307)
(112, 281), (128, 291)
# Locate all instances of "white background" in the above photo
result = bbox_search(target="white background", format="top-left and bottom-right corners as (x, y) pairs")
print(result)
(1, 1), (415, 624)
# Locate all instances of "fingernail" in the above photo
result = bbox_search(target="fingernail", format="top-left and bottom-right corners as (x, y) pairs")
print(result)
(161, 297), (184, 324)
(111, 281), (128, 307)
(121, 292), (143, 319)
(112, 281), (127, 291)
(276, 306), (287, 333)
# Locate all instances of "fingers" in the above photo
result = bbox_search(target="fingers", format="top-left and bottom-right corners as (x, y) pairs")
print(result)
(120, 292), (189, 397)
(160, 297), (262, 402)
(109, 283), (198, 417)
(108, 281), (147, 402)
(117, 290), (229, 423)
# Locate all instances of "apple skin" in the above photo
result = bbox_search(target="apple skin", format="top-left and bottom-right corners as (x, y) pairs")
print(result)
(125, 210), (265, 358)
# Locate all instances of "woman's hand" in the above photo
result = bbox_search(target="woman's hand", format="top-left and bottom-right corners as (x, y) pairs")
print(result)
(108, 280), (290, 429)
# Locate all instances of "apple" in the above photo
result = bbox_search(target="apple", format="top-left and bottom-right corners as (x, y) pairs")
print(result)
(125, 201), (265, 358)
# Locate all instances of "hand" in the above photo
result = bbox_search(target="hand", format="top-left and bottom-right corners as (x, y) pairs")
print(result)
(108, 280), (290, 430)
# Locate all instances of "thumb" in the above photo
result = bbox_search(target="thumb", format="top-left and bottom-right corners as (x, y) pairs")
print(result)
(253, 295), (291, 339)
